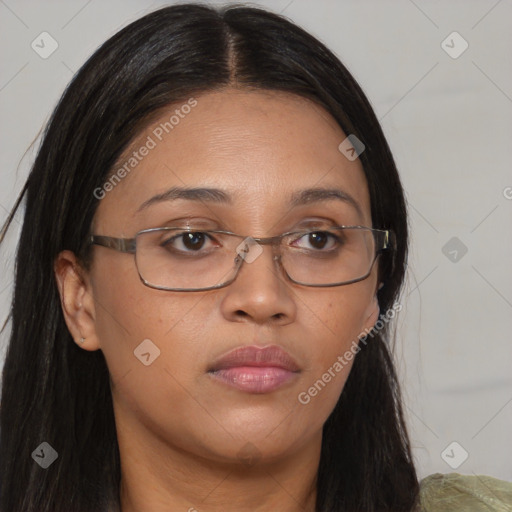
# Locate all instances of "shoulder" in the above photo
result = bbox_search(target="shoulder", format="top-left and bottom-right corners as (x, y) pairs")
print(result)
(418, 472), (512, 511)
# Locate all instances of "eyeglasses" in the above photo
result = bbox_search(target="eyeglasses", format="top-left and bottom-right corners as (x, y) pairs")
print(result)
(89, 225), (394, 292)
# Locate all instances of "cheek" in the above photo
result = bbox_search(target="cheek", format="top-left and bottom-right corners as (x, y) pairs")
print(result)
(90, 256), (204, 383)
(302, 286), (373, 360)
(293, 287), (373, 415)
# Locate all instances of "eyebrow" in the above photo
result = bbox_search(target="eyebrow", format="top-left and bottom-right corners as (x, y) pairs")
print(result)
(136, 186), (363, 218)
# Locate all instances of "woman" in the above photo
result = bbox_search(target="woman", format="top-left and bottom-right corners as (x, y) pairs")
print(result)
(0, 3), (510, 511)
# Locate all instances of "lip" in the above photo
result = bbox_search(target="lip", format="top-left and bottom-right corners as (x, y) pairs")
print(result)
(207, 345), (301, 394)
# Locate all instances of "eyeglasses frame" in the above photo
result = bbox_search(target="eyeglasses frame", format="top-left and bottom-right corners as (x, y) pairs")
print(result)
(89, 225), (395, 292)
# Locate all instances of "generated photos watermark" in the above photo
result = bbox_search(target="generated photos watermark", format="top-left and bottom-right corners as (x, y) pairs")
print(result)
(93, 97), (198, 200)
(298, 301), (402, 405)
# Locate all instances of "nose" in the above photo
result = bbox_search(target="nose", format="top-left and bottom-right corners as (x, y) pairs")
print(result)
(219, 241), (297, 325)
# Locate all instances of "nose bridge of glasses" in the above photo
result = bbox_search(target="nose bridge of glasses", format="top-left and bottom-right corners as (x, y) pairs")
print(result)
(232, 234), (281, 267)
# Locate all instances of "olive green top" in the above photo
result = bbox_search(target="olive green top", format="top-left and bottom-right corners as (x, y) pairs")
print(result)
(419, 473), (512, 511)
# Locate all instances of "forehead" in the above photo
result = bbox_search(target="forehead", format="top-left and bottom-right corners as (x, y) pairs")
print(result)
(93, 88), (371, 233)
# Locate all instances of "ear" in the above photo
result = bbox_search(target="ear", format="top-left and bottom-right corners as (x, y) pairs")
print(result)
(54, 250), (100, 351)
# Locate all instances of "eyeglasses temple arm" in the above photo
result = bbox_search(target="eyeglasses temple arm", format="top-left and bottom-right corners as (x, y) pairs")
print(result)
(89, 235), (136, 253)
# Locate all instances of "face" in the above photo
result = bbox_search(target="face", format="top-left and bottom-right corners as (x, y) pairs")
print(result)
(56, 88), (380, 466)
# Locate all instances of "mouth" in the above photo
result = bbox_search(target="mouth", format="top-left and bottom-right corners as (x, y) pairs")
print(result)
(207, 345), (301, 394)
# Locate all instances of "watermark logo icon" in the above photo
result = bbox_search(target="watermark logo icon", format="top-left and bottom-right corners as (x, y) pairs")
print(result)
(441, 32), (468, 59)
(441, 441), (469, 469)
(237, 442), (262, 467)
(134, 338), (161, 366)
(31, 32), (58, 59)
(442, 236), (468, 263)
(236, 237), (263, 264)
(31, 442), (58, 469)
(338, 134), (365, 161)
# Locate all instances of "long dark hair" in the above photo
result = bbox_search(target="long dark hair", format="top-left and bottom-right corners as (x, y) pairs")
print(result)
(0, 4), (418, 511)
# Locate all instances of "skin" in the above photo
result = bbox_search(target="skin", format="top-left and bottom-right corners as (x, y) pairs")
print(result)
(55, 88), (381, 512)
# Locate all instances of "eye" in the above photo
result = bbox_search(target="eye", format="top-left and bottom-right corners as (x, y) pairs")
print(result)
(161, 231), (218, 253)
(291, 231), (341, 251)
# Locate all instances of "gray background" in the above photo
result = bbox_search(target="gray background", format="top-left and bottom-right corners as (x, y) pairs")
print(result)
(1, 0), (511, 482)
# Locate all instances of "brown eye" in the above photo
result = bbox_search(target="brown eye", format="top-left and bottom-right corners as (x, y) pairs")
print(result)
(162, 231), (213, 252)
(292, 231), (339, 251)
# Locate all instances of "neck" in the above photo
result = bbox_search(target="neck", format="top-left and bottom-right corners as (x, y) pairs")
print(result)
(118, 423), (320, 512)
